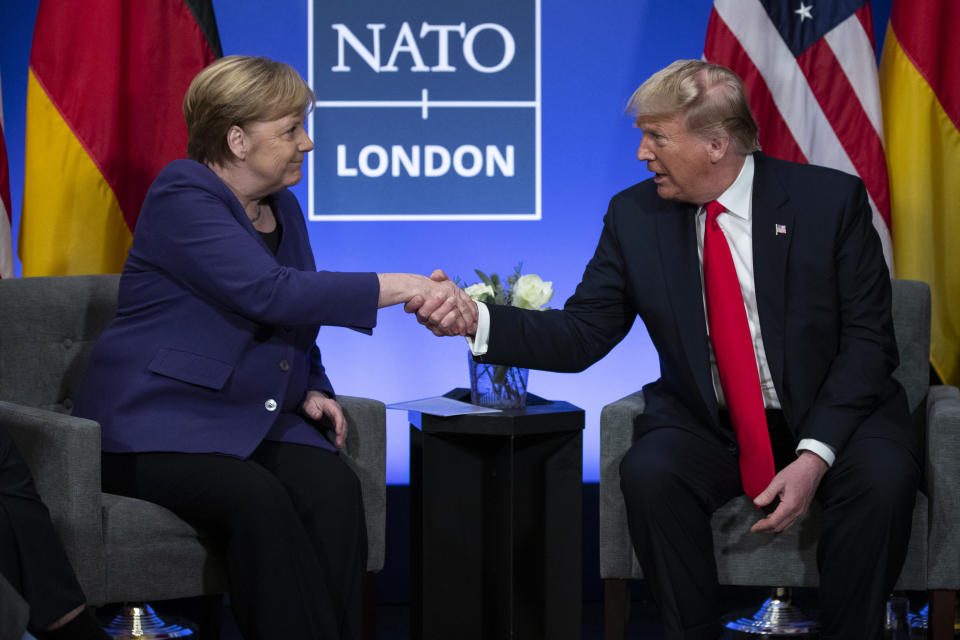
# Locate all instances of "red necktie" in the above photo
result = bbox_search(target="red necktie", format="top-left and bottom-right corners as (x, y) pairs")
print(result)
(703, 200), (775, 499)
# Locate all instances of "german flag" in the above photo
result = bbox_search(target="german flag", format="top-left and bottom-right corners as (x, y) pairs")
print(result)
(19, 0), (221, 276)
(880, 0), (960, 385)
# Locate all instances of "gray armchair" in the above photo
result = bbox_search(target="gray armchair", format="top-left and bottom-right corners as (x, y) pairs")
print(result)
(0, 572), (29, 640)
(0, 275), (386, 610)
(599, 279), (960, 639)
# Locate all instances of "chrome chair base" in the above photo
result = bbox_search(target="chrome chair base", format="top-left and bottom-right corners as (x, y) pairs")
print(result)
(909, 603), (928, 631)
(102, 603), (195, 639)
(725, 587), (819, 637)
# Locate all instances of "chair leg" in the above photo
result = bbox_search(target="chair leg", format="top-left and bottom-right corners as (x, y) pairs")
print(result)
(363, 572), (377, 640)
(604, 578), (629, 640)
(102, 603), (194, 638)
(928, 588), (956, 640)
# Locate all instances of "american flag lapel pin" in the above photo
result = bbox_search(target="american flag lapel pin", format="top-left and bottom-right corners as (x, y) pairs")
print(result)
(775, 223), (787, 236)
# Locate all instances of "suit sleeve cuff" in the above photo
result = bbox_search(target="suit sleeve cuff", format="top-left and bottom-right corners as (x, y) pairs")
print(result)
(465, 301), (489, 356)
(797, 438), (836, 467)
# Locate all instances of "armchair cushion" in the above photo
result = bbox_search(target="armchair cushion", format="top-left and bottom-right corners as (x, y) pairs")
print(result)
(0, 572), (29, 640)
(100, 493), (226, 603)
(926, 384), (960, 588)
(1, 401), (105, 601)
(338, 395), (387, 573)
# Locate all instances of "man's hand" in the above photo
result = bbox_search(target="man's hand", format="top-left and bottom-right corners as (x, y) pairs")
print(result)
(302, 390), (347, 448)
(405, 270), (479, 337)
(750, 451), (829, 533)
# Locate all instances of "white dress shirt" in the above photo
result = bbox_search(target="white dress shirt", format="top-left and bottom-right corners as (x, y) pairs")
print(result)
(703, 155), (834, 466)
(469, 153), (834, 466)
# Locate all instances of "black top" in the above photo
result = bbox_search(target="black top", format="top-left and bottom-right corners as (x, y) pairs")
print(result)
(259, 216), (282, 255)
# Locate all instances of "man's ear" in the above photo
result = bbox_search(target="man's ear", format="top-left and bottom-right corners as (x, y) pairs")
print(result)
(707, 135), (730, 163)
(226, 125), (246, 161)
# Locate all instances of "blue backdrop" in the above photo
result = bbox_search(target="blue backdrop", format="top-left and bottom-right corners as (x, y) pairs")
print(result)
(0, 1), (892, 484)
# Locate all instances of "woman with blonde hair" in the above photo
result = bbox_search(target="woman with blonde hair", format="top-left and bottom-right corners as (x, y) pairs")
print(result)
(75, 55), (473, 639)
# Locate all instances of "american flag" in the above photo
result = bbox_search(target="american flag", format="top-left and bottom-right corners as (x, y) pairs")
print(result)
(705, 0), (892, 270)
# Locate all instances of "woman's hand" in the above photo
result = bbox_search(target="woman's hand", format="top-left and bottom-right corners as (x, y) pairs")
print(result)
(302, 390), (347, 448)
(405, 270), (479, 337)
(377, 271), (478, 336)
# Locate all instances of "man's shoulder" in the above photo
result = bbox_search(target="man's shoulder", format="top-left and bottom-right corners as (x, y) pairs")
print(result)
(756, 153), (863, 192)
(608, 177), (676, 216)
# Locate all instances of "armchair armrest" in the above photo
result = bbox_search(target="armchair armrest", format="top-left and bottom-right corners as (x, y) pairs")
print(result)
(337, 395), (387, 573)
(925, 385), (960, 589)
(0, 571), (29, 640)
(0, 400), (106, 598)
(599, 391), (646, 577)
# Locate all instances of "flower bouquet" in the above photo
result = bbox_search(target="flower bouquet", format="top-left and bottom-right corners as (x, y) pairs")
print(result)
(461, 264), (553, 408)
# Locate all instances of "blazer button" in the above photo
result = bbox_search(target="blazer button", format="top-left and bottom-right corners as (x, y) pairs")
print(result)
(264, 399), (278, 412)
(279, 360), (290, 371)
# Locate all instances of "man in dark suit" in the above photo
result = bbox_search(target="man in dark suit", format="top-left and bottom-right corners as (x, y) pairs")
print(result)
(413, 60), (920, 638)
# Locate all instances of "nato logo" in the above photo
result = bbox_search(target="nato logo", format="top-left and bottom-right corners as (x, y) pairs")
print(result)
(308, 0), (541, 220)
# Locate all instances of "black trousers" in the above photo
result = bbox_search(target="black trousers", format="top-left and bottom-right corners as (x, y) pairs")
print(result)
(102, 440), (367, 640)
(619, 412), (920, 640)
(0, 427), (87, 632)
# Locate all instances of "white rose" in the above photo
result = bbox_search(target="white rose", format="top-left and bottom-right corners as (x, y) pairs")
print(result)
(464, 282), (496, 304)
(511, 274), (553, 310)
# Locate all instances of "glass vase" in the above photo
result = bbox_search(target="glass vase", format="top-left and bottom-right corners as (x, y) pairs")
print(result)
(467, 351), (529, 408)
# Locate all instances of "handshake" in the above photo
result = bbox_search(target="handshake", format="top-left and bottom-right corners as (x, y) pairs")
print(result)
(380, 270), (478, 337)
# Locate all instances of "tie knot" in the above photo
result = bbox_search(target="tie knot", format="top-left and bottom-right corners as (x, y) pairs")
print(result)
(705, 200), (725, 224)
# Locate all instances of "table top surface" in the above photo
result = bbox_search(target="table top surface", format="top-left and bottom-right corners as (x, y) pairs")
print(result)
(408, 388), (585, 436)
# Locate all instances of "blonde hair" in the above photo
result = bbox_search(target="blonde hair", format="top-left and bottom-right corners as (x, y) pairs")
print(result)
(183, 55), (315, 166)
(626, 59), (760, 154)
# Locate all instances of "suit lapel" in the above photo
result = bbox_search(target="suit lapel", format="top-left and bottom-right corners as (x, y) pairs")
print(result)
(247, 195), (299, 270)
(751, 153), (792, 402)
(655, 201), (718, 416)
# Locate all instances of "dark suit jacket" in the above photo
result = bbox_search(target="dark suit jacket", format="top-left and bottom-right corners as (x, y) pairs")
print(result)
(75, 159), (380, 457)
(483, 153), (917, 459)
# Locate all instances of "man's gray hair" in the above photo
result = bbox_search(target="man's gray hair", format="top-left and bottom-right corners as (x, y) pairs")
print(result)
(626, 59), (761, 154)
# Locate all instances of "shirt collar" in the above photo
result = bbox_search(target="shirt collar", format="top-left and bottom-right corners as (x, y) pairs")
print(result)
(712, 153), (754, 222)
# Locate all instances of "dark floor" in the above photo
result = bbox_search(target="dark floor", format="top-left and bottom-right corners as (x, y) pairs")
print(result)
(126, 589), (756, 639)
(100, 482), (942, 638)
(118, 584), (938, 639)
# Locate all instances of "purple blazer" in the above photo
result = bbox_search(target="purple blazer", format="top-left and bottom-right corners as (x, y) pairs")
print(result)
(74, 159), (380, 456)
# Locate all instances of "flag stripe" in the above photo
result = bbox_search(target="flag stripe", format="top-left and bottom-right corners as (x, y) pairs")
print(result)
(854, 4), (877, 49)
(29, 0), (218, 233)
(0, 116), (10, 217)
(20, 71), (132, 276)
(796, 39), (891, 227)
(881, 23), (960, 385)
(0, 201), (11, 279)
(0, 70), (10, 217)
(823, 7), (883, 138)
(888, 0), (960, 130)
(0, 68), (12, 278)
(704, 9), (807, 164)
(183, 0), (224, 58)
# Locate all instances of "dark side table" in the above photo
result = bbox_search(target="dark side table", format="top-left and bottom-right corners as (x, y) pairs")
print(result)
(408, 388), (585, 640)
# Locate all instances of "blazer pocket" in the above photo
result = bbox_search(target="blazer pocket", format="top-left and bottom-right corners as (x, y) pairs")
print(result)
(147, 348), (234, 390)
